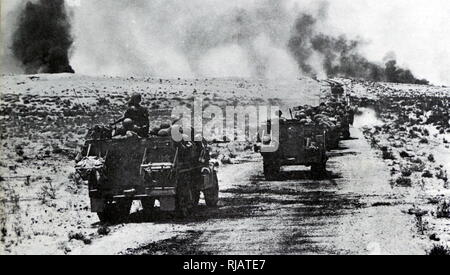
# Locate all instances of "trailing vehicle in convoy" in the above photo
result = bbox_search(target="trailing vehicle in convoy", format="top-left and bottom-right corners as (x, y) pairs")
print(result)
(256, 80), (357, 180)
(257, 118), (328, 180)
(75, 126), (219, 223)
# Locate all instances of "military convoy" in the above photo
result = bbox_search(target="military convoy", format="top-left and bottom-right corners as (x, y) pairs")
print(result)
(75, 125), (219, 223)
(257, 80), (356, 180)
(75, 79), (355, 221)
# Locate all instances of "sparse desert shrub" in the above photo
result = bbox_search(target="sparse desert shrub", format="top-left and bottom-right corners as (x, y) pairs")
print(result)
(97, 226), (111, 236)
(422, 170), (433, 178)
(399, 151), (410, 158)
(382, 150), (396, 160)
(436, 200), (450, 218)
(428, 154), (435, 162)
(428, 244), (450, 256)
(10, 192), (20, 214)
(401, 168), (412, 177)
(419, 137), (429, 144)
(38, 181), (56, 205)
(436, 168), (448, 183)
(396, 176), (412, 187)
(68, 231), (91, 244)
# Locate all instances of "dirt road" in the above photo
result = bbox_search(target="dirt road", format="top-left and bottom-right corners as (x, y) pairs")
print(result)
(72, 126), (426, 255)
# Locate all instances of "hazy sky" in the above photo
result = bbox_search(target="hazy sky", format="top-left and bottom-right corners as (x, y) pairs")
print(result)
(2, 0), (449, 84)
(323, 0), (450, 85)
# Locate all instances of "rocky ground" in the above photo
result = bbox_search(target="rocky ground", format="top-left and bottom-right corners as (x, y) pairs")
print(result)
(348, 80), (450, 254)
(0, 74), (449, 255)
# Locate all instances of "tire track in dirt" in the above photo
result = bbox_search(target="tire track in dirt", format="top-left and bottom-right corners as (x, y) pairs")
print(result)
(184, 127), (425, 255)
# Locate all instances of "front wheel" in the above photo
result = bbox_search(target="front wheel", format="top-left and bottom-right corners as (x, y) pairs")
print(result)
(190, 173), (202, 207)
(263, 160), (281, 180)
(204, 172), (219, 207)
(342, 128), (351, 140)
(97, 200), (132, 224)
(141, 198), (156, 216)
(191, 187), (201, 207)
(311, 160), (327, 176)
(176, 177), (193, 218)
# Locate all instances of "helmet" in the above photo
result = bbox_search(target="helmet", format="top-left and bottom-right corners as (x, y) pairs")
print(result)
(297, 112), (307, 119)
(128, 93), (142, 106)
(123, 118), (134, 129)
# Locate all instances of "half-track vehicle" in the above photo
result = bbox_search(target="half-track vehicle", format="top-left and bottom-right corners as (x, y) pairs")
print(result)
(325, 100), (355, 140)
(258, 118), (328, 180)
(325, 80), (345, 95)
(292, 106), (341, 150)
(75, 126), (219, 223)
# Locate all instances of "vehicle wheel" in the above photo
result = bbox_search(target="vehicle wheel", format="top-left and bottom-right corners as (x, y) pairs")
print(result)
(190, 173), (202, 207)
(342, 128), (351, 139)
(311, 161), (327, 176)
(204, 172), (219, 207)
(192, 188), (201, 207)
(141, 198), (155, 215)
(97, 211), (109, 223)
(327, 138), (339, 150)
(264, 160), (280, 180)
(176, 178), (193, 217)
(97, 200), (131, 224)
(333, 137), (340, 149)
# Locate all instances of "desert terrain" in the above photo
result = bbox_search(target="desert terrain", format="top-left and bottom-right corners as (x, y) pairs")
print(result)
(0, 74), (449, 255)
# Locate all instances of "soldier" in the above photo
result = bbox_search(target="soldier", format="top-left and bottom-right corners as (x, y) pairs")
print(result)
(111, 93), (149, 137)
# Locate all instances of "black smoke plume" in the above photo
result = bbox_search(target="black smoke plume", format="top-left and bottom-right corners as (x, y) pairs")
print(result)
(288, 13), (429, 85)
(12, 0), (74, 74)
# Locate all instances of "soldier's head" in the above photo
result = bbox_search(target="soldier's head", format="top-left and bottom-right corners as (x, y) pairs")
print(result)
(128, 93), (142, 107)
(123, 118), (134, 130)
(297, 112), (307, 120)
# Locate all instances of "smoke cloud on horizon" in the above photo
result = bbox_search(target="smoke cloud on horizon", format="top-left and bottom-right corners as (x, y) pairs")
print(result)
(4, 0), (75, 74)
(288, 12), (429, 84)
(1, 0), (449, 85)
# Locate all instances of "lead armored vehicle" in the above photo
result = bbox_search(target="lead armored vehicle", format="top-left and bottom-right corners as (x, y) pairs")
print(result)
(75, 126), (219, 223)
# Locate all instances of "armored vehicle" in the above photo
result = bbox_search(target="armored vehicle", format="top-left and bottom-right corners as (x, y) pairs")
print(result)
(292, 106), (341, 150)
(325, 100), (355, 140)
(325, 80), (345, 95)
(258, 119), (328, 180)
(75, 127), (219, 223)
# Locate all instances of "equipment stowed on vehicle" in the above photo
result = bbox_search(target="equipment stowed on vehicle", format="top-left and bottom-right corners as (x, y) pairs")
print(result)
(75, 126), (219, 223)
(257, 118), (328, 180)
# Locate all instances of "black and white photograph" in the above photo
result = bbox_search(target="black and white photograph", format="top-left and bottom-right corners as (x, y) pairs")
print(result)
(0, 0), (449, 258)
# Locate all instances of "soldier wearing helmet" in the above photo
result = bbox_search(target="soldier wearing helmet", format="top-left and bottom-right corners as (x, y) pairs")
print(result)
(111, 93), (149, 137)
